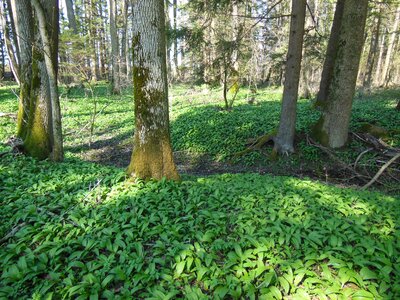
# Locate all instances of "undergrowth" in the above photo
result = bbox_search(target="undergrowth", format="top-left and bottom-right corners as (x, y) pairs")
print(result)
(0, 154), (399, 299)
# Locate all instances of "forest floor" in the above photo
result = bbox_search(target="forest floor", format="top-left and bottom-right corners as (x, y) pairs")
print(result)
(1, 83), (399, 192)
(1, 83), (400, 298)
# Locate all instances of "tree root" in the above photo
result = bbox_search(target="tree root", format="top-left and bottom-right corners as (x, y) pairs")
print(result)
(232, 130), (276, 157)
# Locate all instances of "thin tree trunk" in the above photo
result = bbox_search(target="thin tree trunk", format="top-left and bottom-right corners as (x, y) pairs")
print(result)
(312, 0), (369, 149)
(109, 0), (120, 94)
(273, 0), (307, 154)
(0, 0), (19, 83)
(374, 29), (386, 85)
(98, 2), (106, 79)
(363, 12), (381, 91)
(381, 6), (400, 86)
(120, 0), (128, 78)
(89, 0), (100, 81)
(173, 0), (179, 79)
(65, 0), (78, 34)
(127, 0), (180, 181)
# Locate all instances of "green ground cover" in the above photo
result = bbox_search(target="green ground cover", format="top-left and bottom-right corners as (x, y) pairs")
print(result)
(0, 155), (399, 299)
(0, 84), (399, 298)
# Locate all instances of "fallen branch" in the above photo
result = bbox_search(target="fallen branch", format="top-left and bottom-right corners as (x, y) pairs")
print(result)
(0, 112), (17, 119)
(362, 153), (400, 190)
(354, 148), (373, 169)
(306, 136), (369, 182)
(0, 222), (26, 245)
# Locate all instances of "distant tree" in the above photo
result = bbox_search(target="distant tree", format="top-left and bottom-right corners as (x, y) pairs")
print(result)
(127, 0), (180, 180)
(108, 0), (120, 94)
(273, 0), (307, 155)
(312, 0), (369, 149)
(380, 5), (400, 87)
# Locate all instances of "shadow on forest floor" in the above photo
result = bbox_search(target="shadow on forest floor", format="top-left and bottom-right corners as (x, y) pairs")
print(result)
(0, 153), (399, 298)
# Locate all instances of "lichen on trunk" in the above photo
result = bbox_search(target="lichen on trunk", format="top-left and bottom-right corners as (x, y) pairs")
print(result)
(127, 0), (179, 181)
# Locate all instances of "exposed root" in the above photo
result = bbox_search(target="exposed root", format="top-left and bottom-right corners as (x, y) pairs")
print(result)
(232, 130), (276, 157)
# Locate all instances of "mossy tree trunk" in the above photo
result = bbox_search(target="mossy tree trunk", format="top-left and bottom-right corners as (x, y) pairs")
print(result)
(14, 0), (63, 161)
(312, 0), (368, 149)
(127, 0), (180, 181)
(273, 0), (306, 154)
(13, 0), (33, 139)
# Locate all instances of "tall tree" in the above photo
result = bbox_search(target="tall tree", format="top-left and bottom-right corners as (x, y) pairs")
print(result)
(380, 5), (400, 86)
(127, 0), (180, 180)
(312, 0), (369, 149)
(65, 0), (78, 34)
(273, 0), (307, 155)
(14, 0), (63, 161)
(109, 0), (120, 94)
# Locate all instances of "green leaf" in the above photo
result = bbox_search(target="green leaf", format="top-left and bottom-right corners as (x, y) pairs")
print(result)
(352, 290), (375, 300)
(175, 261), (186, 276)
(360, 267), (377, 280)
(101, 275), (114, 288)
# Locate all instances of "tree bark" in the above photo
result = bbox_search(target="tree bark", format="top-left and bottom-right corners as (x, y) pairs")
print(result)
(362, 11), (381, 91)
(109, 0), (120, 94)
(173, 0), (179, 79)
(120, 0), (129, 78)
(127, 0), (180, 181)
(380, 6), (400, 86)
(65, 0), (78, 34)
(12, 0), (33, 139)
(312, 0), (368, 149)
(315, 0), (345, 109)
(30, 0), (63, 161)
(273, 0), (307, 154)
(0, 0), (20, 83)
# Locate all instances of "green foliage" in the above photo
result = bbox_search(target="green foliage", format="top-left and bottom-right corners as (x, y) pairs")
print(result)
(1, 154), (400, 298)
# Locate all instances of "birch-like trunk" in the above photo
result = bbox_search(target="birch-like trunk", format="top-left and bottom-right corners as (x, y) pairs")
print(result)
(127, 0), (179, 181)
(312, 0), (368, 149)
(0, 0), (20, 83)
(273, 0), (307, 154)
(380, 6), (400, 86)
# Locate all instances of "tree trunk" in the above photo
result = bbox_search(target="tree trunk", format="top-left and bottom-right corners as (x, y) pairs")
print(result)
(312, 0), (368, 149)
(12, 0), (33, 139)
(374, 28), (386, 85)
(89, 0), (100, 81)
(120, 0), (128, 78)
(109, 0), (120, 94)
(380, 6), (400, 87)
(273, 0), (306, 154)
(315, 0), (345, 109)
(127, 0), (179, 181)
(0, 0), (20, 83)
(362, 12), (381, 91)
(65, 0), (78, 34)
(173, 0), (179, 79)
(30, 0), (63, 161)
